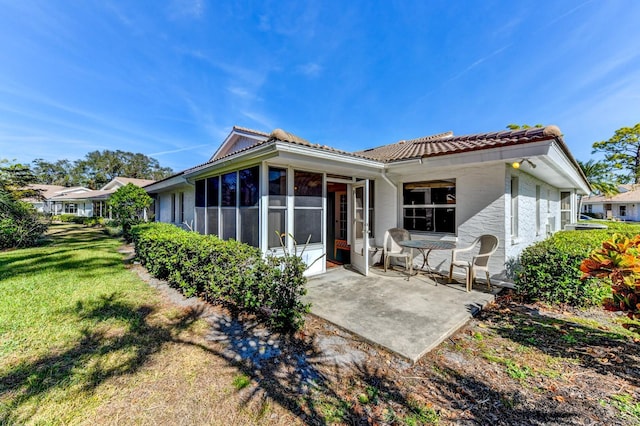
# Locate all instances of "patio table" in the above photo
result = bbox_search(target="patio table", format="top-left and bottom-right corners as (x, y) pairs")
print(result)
(398, 239), (456, 283)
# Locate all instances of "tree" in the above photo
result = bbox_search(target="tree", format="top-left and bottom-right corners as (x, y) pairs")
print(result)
(73, 150), (173, 189)
(506, 124), (544, 130)
(592, 123), (640, 184)
(0, 159), (48, 248)
(30, 151), (173, 189)
(577, 159), (619, 196)
(108, 183), (153, 239)
(31, 158), (74, 186)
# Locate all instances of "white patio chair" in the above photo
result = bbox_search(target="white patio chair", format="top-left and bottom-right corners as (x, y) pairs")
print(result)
(448, 234), (499, 292)
(383, 228), (411, 273)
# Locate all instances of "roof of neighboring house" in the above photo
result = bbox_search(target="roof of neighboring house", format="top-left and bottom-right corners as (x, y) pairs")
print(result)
(26, 184), (68, 199)
(48, 189), (114, 201)
(100, 177), (156, 190)
(355, 126), (564, 162)
(583, 185), (640, 204)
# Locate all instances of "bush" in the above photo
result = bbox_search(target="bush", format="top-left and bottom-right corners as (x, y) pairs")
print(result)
(0, 200), (48, 249)
(131, 223), (309, 331)
(580, 233), (640, 320)
(515, 228), (640, 307)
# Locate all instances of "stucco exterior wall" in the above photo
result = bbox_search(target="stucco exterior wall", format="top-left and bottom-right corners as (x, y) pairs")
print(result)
(396, 165), (507, 277)
(385, 165), (567, 280)
(155, 187), (195, 228)
(505, 170), (560, 268)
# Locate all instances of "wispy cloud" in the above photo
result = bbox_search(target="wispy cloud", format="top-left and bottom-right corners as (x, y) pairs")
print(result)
(149, 143), (211, 157)
(543, 0), (594, 29)
(297, 62), (323, 78)
(227, 86), (254, 100)
(446, 44), (512, 83)
(167, 0), (205, 20)
(241, 110), (274, 131)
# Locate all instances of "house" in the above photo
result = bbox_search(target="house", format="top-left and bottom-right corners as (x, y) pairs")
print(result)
(29, 177), (155, 218)
(582, 184), (640, 221)
(144, 125), (590, 278)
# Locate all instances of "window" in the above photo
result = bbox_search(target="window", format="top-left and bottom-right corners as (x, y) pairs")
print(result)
(294, 170), (322, 244)
(368, 180), (375, 238)
(206, 176), (219, 236)
(195, 179), (206, 233)
(511, 177), (518, 238)
(402, 180), (455, 233)
(620, 205), (627, 217)
(560, 191), (571, 228)
(268, 167), (287, 248)
(179, 192), (184, 223)
(171, 193), (176, 222)
(221, 172), (237, 240)
(195, 180), (205, 207)
(65, 203), (77, 214)
(535, 185), (541, 235)
(239, 166), (259, 246)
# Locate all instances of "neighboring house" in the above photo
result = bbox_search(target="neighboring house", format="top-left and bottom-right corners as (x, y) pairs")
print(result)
(144, 125), (590, 278)
(582, 184), (640, 221)
(28, 177), (155, 218)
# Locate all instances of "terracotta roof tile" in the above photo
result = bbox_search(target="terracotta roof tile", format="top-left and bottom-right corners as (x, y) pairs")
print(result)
(356, 126), (563, 162)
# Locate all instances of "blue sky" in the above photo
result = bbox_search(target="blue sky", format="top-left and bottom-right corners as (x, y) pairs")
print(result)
(1, 0), (639, 173)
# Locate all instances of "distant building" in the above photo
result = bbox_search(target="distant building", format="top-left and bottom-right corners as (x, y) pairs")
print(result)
(27, 177), (155, 218)
(582, 184), (640, 221)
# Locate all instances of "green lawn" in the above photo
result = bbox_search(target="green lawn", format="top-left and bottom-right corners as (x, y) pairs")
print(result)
(3, 223), (639, 425)
(0, 224), (301, 425)
(0, 224), (163, 423)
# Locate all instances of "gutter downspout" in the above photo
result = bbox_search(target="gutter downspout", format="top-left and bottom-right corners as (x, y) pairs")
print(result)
(380, 168), (397, 190)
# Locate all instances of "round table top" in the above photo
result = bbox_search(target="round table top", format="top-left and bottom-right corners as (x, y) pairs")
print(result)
(398, 240), (456, 250)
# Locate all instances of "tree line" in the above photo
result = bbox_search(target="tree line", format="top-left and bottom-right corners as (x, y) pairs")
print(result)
(30, 150), (173, 190)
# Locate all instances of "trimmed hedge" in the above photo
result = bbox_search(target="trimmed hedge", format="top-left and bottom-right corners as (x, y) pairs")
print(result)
(516, 222), (640, 307)
(131, 222), (309, 331)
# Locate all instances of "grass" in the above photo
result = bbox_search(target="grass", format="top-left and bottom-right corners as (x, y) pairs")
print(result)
(3, 223), (638, 425)
(0, 224), (297, 425)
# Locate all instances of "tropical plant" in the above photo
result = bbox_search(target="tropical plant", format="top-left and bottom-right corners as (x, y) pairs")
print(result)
(577, 159), (619, 196)
(580, 233), (640, 320)
(592, 123), (640, 184)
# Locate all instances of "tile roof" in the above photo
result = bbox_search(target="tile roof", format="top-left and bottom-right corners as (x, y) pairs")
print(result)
(111, 177), (156, 187)
(355, 126), (564, 162)
(27, 184), (68, 199)
(49, 189), (114, 201)
(583, 185), (640, 203)
(148, 124), (588, 191)
(232, 125), (270, 137)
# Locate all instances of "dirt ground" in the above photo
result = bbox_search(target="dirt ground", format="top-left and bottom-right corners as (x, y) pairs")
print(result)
(123, 256), (640, 426)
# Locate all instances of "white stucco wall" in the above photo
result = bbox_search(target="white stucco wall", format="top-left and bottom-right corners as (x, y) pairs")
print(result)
(381, 164), (568, 280)
(155, 188), (194, 228)
(505, 170), (561, 269)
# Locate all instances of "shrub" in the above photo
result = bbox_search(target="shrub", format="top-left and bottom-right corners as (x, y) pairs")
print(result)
(109, 184), (152, 241)
(514, 228), (640, 307)
(580, 233), (640, 319)
(131, 223), (310, 331)
(0, 198), (48, 249)
(54, 214), (85, 224)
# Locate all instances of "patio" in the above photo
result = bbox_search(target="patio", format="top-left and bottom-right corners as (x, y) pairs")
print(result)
(304, 266), (501, 363)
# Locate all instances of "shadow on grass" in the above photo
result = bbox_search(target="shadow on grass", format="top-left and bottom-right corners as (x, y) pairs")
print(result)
(428, 365), (576, 424)
(0, 293), (205, 424)
(0, 287), (433, 425)
(0, 226), (122, 281)
(480, 302), (640, 388)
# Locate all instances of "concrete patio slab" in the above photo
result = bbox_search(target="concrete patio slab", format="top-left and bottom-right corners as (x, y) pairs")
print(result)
(304, 266), (500, 363)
